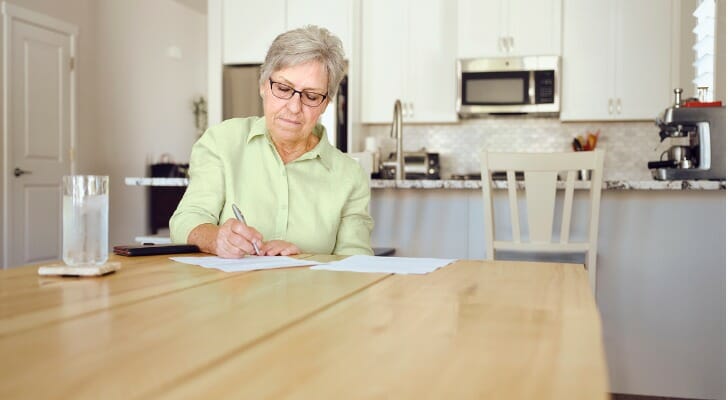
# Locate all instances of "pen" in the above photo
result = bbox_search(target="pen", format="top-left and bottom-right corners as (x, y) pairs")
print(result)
(231, 203), (261, 256)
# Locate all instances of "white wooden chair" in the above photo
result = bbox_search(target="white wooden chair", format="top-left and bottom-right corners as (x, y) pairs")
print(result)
(479, 150), (605, 294)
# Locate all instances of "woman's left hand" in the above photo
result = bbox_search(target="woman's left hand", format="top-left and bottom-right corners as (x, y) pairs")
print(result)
(260, 240), (300, 256)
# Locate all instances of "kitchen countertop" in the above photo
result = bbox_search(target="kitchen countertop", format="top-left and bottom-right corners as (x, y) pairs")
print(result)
(125, 177), (726, 191)
(370, 179), (726, 190)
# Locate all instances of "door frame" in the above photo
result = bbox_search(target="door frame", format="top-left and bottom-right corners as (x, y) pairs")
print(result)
(1, 2), (78, 268)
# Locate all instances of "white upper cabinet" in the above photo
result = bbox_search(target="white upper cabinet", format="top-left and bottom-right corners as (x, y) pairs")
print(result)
(222, 0), (353, 64)
(362, 0), (457, 123)
(561, 0), (675, 121)
(286, 0), (352, 59)
(222, 0), (285, 64)
(458, 0), (562, 58)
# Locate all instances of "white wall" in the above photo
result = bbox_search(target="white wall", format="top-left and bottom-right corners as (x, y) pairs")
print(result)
(0, 0), (206, 263)
(95, 0), (206, 246)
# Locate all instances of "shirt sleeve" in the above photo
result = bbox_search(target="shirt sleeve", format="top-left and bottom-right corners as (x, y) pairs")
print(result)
(332, 166), (374, 255)
(169, 128), (226, 243)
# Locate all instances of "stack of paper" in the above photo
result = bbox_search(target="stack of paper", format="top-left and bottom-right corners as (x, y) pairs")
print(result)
(310, 255), (455, 275)
(170, 256), (321, 272)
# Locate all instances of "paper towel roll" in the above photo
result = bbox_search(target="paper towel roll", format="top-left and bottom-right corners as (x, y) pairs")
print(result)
(364, 137), (380, 173)
(364, 136), (379, 152)
(348, 152), (374, 177)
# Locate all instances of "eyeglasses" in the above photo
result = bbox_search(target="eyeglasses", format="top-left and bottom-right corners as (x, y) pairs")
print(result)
(269, 79), (327, 107)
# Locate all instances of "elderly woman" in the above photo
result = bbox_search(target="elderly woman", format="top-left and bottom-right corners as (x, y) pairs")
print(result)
(170, 26), (373, 257)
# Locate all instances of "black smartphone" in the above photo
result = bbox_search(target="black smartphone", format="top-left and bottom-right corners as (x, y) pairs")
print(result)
(113, 243), (200, 256)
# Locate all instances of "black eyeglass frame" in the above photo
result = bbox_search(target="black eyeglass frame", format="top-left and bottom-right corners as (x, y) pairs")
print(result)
(268, 78), (328, 107)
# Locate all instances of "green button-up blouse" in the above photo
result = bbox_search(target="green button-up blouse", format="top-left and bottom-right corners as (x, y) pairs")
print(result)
(170, 117), (374, 255)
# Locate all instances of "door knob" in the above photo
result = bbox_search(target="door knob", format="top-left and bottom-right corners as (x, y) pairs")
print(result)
(14, 167), (31, 177)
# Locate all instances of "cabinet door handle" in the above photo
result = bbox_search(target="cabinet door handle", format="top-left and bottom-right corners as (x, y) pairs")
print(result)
(608, 98), (613, 114)
(508, 36), (514, 52)
(498, 37), (505, 52)
(616, 98), (622, 114)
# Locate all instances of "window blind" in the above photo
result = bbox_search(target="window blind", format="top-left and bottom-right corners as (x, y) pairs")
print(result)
(692, 0), (716, 100)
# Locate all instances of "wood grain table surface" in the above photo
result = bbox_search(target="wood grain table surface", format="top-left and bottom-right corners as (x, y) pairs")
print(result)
(0, 254), (608, 399)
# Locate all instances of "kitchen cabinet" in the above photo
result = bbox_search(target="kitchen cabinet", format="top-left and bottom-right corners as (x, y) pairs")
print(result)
(361, 0), (457, 123)
(222, 0), (353, 64)
(222, 0), (285, 64)
(457, 0), (562, 58)
(560, 0), (675, 121)
(286, 0), (353, 60)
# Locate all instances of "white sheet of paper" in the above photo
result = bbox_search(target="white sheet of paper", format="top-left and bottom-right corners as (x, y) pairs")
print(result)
(310, 255), (456, 275)
(170, 256), (322, 272)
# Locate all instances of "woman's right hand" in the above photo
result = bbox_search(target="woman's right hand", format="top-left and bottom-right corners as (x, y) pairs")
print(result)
(214, 218), (263, 258)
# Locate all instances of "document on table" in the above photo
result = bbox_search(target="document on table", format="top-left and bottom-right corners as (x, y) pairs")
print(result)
(310, 255), (456, 275)
(170, 256), (322, 272)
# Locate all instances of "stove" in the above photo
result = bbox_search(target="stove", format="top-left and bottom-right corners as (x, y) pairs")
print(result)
(449, 172), (525, 181)
(449, 173), (482, 180)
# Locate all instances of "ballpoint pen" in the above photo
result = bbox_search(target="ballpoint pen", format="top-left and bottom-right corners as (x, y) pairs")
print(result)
(231, 203), (261, 256)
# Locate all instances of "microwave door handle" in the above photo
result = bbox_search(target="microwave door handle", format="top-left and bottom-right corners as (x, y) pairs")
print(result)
(528, 72), (535, 104)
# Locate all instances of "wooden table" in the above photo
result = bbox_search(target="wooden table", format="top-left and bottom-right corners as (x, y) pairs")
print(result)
(0, 255), (608, 399)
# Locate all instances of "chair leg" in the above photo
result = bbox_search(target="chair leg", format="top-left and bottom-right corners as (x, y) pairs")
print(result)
(587, 251), (597, 296)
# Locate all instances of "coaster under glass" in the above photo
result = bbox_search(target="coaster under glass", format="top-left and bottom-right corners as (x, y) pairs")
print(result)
(37, 261), (121, 277)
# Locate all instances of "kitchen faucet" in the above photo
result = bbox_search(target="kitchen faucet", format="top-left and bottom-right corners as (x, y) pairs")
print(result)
(391, 99), (404, 180)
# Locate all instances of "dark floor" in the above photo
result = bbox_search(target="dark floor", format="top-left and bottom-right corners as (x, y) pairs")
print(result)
(611, 394), (711, 400)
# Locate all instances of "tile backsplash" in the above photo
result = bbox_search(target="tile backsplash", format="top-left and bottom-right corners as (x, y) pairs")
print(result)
(359, 118), (662, 181)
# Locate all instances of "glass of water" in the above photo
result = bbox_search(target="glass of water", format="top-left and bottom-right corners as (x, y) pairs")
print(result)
(62, 175), (109, 266)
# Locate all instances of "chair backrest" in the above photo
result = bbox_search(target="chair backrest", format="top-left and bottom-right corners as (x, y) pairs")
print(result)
(479, 150), (605, 263)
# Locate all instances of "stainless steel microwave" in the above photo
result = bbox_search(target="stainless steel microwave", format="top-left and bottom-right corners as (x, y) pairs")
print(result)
(457, 56), (560, 117)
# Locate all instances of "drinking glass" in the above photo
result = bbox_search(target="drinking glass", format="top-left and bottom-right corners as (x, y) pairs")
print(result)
(62, 175), (109, 266)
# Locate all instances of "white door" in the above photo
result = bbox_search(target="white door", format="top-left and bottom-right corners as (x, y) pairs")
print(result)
(2, 3), (77, 268)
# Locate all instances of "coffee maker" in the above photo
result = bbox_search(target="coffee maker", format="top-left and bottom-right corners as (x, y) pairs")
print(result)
(647, 88), (725, 180)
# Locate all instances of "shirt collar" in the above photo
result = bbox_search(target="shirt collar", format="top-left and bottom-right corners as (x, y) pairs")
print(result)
(247, 117), (333, 170)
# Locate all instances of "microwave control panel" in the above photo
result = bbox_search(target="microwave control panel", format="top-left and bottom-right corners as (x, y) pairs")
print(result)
(534, 70), (555, 104)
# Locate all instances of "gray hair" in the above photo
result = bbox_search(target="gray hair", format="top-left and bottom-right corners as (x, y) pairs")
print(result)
(259, 25), (346, 99)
